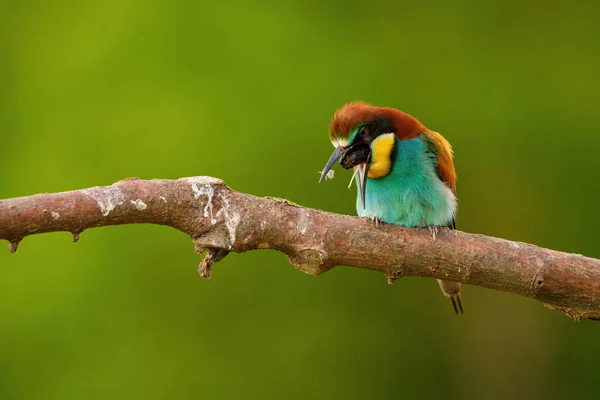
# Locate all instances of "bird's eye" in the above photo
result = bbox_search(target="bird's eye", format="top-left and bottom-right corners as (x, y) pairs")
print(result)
(359, 127), (368, 137)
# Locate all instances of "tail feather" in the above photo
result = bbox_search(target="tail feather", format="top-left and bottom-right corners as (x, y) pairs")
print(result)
(437, 279), (463, 314)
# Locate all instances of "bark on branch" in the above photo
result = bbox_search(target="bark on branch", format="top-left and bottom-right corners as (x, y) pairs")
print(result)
(1, 176), (599, 321)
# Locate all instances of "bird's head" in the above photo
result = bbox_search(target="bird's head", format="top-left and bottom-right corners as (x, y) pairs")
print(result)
(319, 101), (424, 208)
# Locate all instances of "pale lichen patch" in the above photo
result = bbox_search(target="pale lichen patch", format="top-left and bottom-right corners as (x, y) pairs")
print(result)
(298, 209), (309, 235)
(216, 194), (240, 247)
(130, 199), (147, 210)
(83, 186), (125, 216)
(181, 176), (223, 186)
(51, 212), (60, 220)
(191, 183), (217, 224)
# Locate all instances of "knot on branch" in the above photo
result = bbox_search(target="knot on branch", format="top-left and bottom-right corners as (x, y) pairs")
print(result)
(386, 266), (404, 284)
(288, 247), (331, 276)
(530, 255), (551, 298)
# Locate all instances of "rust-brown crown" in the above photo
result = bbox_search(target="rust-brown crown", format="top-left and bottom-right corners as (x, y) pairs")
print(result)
(328, 101), (426, 142)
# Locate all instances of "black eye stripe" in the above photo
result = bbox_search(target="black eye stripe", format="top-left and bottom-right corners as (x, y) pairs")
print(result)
(367, 118), (395, 136)
(352, 119), (395, 145)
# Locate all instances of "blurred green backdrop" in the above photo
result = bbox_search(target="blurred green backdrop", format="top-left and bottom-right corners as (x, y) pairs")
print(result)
(1, 0), (600, 399)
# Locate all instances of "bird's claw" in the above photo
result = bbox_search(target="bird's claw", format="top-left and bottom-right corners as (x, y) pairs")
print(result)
(371, 216), (382, 227)
(428, 226), (439, 241)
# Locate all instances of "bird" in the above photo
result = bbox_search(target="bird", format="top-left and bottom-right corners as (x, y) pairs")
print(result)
(318, 101), (463, 314)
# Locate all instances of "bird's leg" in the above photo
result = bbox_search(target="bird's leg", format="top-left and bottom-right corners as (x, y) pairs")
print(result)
(427, 225), (439, 242)
(371, 216), (382, 227)
(362, 215), (382, 227)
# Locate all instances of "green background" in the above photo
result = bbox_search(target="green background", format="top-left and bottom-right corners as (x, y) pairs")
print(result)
(1, 0), (600, 399)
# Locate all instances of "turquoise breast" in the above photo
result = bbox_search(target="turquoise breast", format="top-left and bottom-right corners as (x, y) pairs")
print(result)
(356, 135), (456, 227)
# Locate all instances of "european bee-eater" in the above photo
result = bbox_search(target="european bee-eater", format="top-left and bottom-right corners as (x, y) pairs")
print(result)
(319, 101), (463, 313)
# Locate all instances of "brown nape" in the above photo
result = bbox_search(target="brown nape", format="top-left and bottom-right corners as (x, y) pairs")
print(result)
(329, 101), (426, 141)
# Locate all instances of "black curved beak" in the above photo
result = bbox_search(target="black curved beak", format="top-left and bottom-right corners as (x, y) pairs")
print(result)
(319, 147), (344, 183)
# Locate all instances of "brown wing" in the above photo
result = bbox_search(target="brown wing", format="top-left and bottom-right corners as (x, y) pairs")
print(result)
(423, 130), (457, 229)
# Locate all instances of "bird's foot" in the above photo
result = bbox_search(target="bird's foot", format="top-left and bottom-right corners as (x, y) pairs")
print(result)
(371, 216), (382, 228)
(428, 226), (439, 242)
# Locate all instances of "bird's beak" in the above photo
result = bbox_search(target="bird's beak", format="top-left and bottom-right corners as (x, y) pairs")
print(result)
(356, 154), (371, 209)
(319, 146), (345, 183)
(319, 145), (371, 209)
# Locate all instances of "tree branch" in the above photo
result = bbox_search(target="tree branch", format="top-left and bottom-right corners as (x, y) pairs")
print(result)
(1, 176), (599, 321)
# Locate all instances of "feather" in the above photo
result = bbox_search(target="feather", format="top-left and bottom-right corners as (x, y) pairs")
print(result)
(422, 130), (457, 195)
